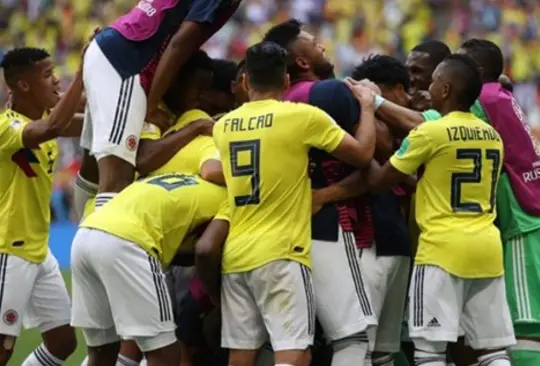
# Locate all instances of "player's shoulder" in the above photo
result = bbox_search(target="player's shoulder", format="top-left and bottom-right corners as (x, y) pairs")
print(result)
(0, 110), (26, 131)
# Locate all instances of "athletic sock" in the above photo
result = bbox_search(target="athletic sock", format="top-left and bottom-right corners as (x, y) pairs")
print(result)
(477, 350), (511, 366)
(80, 356), (89, 366)
(373, 353), (395, 366)
(22, 343), (63, 366)
(139, 359), (147, 366)
(74, 173), (98, 220)
(331, 336), (369, 366)
(116, 354), (140, 366)
(413, 350), (446, 366)
(95, 192), (117, 210)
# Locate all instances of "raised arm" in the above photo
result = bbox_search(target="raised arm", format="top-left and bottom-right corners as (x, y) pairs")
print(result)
(146, 1), (240, 115)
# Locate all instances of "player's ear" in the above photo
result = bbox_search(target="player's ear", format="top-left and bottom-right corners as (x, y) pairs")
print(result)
(295, 56), (310, 72)
(441, 82), (451, 100)
(16, 79), (30, 93)
(241, 73), (248, 93)
(284, 73), (291, 90)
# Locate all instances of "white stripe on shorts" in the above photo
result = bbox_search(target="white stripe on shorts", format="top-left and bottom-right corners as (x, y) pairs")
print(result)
(343, 231), (373, 316)
(109, 76), (135, 145)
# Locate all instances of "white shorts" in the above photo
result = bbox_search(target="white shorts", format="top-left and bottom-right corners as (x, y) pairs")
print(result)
(81, 40), (147, 165)
(311, 229), (377, 341)
(408, 265), (516, 349)
(221, 260), (315, 351)
(71, 228), (176, 352)
(360, 246), (410, 353)
(0, 250), (71, 337)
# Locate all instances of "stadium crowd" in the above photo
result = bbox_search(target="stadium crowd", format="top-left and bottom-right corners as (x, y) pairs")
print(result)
(1, 1), (540, 366)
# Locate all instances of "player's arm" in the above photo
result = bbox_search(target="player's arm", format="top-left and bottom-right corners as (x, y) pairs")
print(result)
(195, 218), (229, 305)
(312, 171), (366, 214)
(366, 126), (432, 191)
(146, 0), (240, 115)
(57, 113), (84, 137)
(136, 119), (214, 176)
(200, 159), (225, 186)
(20, 69), (84, 148)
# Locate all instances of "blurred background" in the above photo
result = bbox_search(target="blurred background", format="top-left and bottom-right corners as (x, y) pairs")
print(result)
(1, 0), (540, 223)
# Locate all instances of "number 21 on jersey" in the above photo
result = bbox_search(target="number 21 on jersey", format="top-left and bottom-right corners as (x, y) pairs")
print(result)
(450, 148), (501, 213)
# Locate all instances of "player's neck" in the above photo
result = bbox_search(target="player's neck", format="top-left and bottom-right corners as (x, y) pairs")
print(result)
(10, 97), (45, 120)
(439, 105), (469, 116)
(293, 71), (319, 83)
(248, 91), (283, 102)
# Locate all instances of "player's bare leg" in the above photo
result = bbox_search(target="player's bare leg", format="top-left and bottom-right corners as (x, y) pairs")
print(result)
(23, 324), (78, 365)
(118, 340), (143, 365)
(229, 349), (259, 366)
(0, 334), (16, 365)
(143, 341), (180, 366)
(86, 341), (121, 366)
(95, 156), (135, 209)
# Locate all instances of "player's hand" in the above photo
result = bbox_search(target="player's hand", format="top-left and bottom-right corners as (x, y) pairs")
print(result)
(344, 77), (381, 95)
(409, 90), (432, 111)
(345, 82), (376, 109)
(191, 118), (215, 137)
(146, 109), (174, 133)
(311, 189), (327, 215)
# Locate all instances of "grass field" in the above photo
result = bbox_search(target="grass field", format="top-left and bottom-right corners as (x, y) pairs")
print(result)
(9, 270), (87, 366)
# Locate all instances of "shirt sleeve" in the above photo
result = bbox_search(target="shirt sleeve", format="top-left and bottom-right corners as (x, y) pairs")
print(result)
(421, 109), (442, 121)
(389, 126), (433, 175)
(197, 136), (221, 168)
(214, 198), (230, 222)
(140, 123), (161, 140)
(308, 79), (359, 133)
(303, 106), (346, 153)
(0, 118), (24, 151)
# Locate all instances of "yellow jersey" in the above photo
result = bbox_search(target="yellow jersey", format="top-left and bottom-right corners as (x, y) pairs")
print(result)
(147, 109), (220, 176)
(0, 110), (58, 263)
(390, 111), (504, 278)
(213, 100), (346, 273)
(81, 173), (226, 267)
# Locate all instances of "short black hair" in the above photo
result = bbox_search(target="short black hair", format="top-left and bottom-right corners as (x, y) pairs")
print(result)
(460, 38), (504, 82)
(411, 40), (451, 67)
(176, 49), (213, 81)
(163, 50), (213, 111)
(236, 59), (246, 79)
(352, 54), (410, 91)
(211, 58), (236, 94)
(442, 54), (482, 110)
(245, 41), (288, 92)
(263, 19), (302, 78)
(0, 47), (50, 87)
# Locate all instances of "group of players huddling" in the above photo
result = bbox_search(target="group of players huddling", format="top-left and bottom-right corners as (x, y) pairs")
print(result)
(1, 1), (540, 366)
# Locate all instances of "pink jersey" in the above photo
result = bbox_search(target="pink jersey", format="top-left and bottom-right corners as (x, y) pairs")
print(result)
(110, 0), (182, 41)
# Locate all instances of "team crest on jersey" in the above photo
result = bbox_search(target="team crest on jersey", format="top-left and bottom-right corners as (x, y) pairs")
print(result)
(126, 135), (138, 151)
(3, 310), (18, 325)
(9, 120), (22, 130)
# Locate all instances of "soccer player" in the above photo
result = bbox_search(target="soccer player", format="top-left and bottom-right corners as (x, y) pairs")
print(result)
(406, 40), (451, 94)
(0, 47), (85, 365)
(81, 0), (242, 210)
(205, 58), (238, 119)
(71, 172), (226, 366)
(263, 20), (378, 366)
(350, 55), (414, 366)
(458, 39), (540, 366)
(213, 41), (376, 366)
(358, 54), (515, 366)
